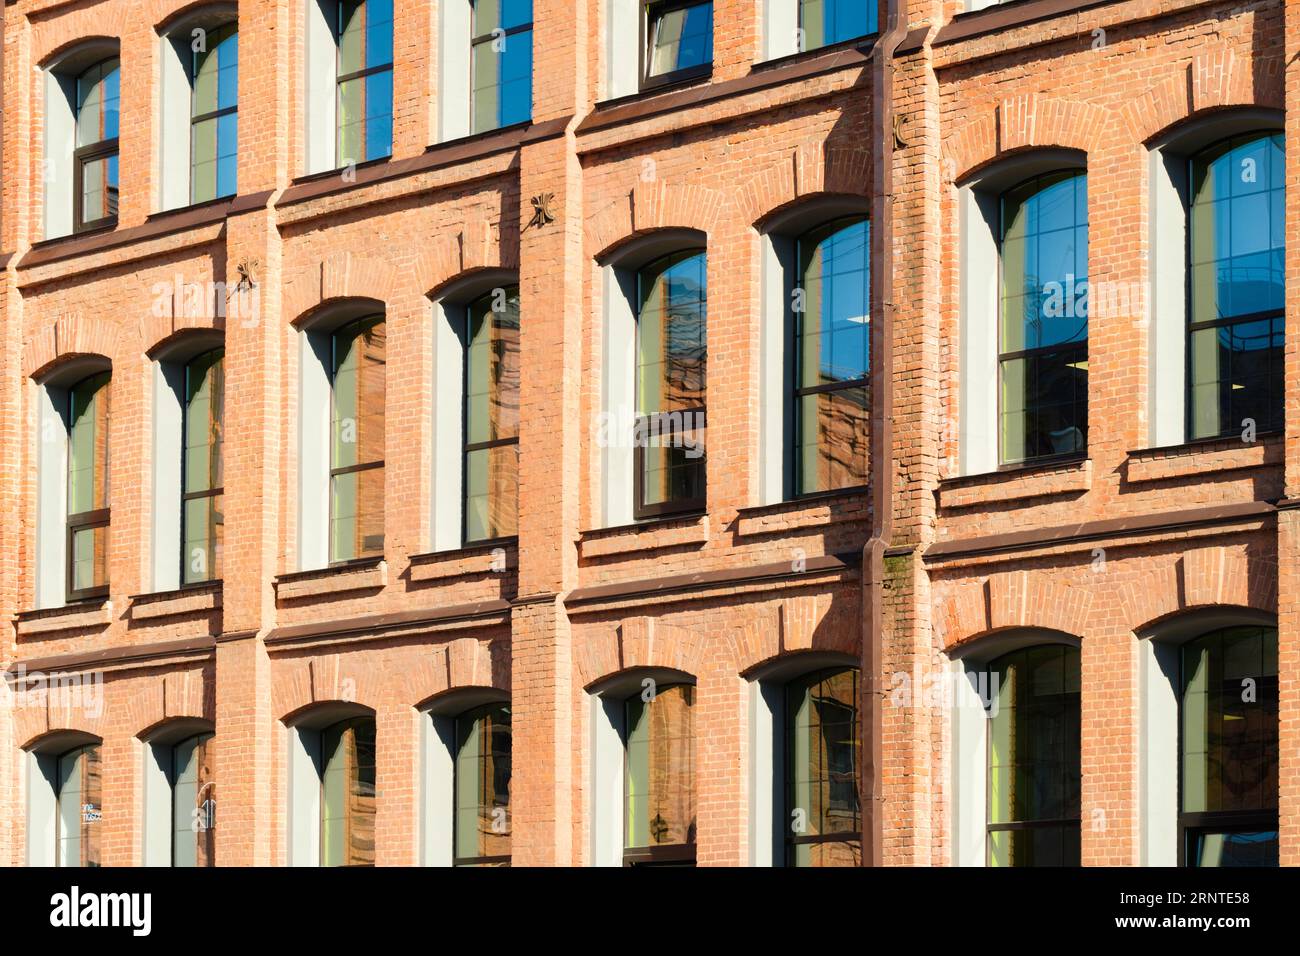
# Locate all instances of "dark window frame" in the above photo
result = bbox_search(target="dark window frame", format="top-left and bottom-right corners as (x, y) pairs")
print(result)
(328, 316), (386, 567)
(995, 169), (1090, 468)
(1183, 131), (1285, 444)
(791, 216), (871, 499)
(65, 373), (111, 604)
(982, 644), (1082, 867)
(180, 349), (224, 587)
(1175, 626), (1279, 867)
(633, 249), (708, 521)
(622, 682), (697, 867)
(72, 58), (120, 233)
(188, 23), (239, 205)
(460, 288), (521, 547)
(783, 666), (862, 866)
(333, 0), (394, 166)
(640, 0), (714, 92)
(451, 701), (513, 867)
(469, 7), (534, 134)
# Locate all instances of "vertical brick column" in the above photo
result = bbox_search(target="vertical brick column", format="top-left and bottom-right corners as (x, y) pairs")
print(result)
(509, 0), (587, 866)
(878, 21), (944, 866)
(1277, 0), (1300, 867)
(211, 0), (290, 866)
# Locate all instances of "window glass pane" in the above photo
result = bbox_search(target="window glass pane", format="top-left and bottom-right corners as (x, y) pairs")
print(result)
(337, 0), (366, 75)
(335, 0), (391, 162)
(185, 351), (224, 495)
(786, 668), (860, 866)
(321, 718), (376, 866)
(466, 289), (521, 446)
(1181, 627), (1278, 816)
(797, 388), (868, 494)
(330, 319), (385, 562)
(640, 427), (705, 508)
(337, 76), (365, 164)
(638, 251), (706, 416)
(476, 0), (534, 34)
(216, 112), (238, 199)
(998, 347), (1088, 465)
(330, 467), (385, 562)
(76, 59), (119, 146)
(72, 525), (109, 594)
(625, 684), (695, 850)
(57, 745), (102, 867)
(472, 27), (533, 133)
(465, 444), (518, 542)
(80, 154), (119, 224)
(1188, 132), (1285, 440)
(798, 219), (870, 388)
(1189, 830), (1278, 867)
(183, 494), (223, 584)
(172, 734), (216, 867)
(800, 0), (874, 50)
(454, 703), (512, 864)
(363, 68), (393, 161)
(986, 645), (1081, 866)
(190, 117), (218, 204)
(68, 373), (111, 516)
(647, 2), (713, 78)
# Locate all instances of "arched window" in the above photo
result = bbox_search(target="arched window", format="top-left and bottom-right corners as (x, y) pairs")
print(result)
(170, 733), (216, 866)
(635, 250), (707, 519)
(330, 317), (386, 563)
(67, 372), (111, 602)
(320, 717), (377, 866)
(623, 683), (696, 866)
(785, 667), (860, 866)
(464, 287), (520, 543)
(453, 702), (512, 866)
(182, 350), (224, 584)
(985, 644), (1080, 866)
(1179, 626), (1278, 866)
(998, 170), (1088, 466)
(1187, 132), (1284, 441)
(335, 0), (393, 164)
(794, 217), (869, 495)
(190, 24), (238, 204)
(74, 58), (120, 231)
(56, 744), (103, 867)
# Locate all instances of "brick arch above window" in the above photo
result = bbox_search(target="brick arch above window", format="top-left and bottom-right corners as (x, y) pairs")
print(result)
(148, 0), (234, 33)
(416, 218), (518, 299)
(1124, 547), (1277, 637)
(1124, 49), (1281, 146)
(586, 180), (725, 261)
(936, 569), (1092, 652)
(577, 617), (706, 691)
(16, 713), (106, 755)
(736, 145), (871, 227)
(24, 315), (121, 381)
(726, 595), (860, 675)
(282, 252), (399, 327)
(128, 675), (215, 739)
(943, 94), (1105, 185)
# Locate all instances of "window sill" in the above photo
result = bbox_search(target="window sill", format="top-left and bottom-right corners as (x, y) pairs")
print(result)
(408, 542), (517, 583)
(128, 583), (222, 621)
(274, 559), (387, 601)
(938, 457), (1091, 509)
(579, 513), (709, 559)
(1125, 434), (1282, 484)
(15, 600), (113, 638)
(734, 488), (869, 538)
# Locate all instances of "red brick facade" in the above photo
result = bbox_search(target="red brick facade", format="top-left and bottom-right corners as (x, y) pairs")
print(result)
(0, 0), (1295, 866)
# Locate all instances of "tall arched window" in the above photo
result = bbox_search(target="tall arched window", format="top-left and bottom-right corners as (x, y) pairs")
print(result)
(785, 667), (860, 866)
(1179, 626), (1278, 866)
(190, 24), (238, 204)
(321, 717), (377, 867)
(335, 0), (393, 164)
(623, 683), (696, 866)
(67, 372), (111, 602)
(794, 217), (869, 495)
(330, 317), (386, 563)
(998, 171), (1088, 465)
(464, 287), (520, 543)
(985, 644), (1080, 866)
(171, 733), (216, 866)
(57, 744), (102, 867)
(635, 250), (707, 519)
(74, 58), (120, 231)
(183, 350), (224, 584)
(453, 702), (512, 866)
(1187, 132), (1284, 441)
